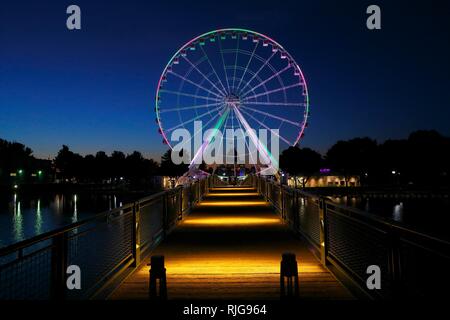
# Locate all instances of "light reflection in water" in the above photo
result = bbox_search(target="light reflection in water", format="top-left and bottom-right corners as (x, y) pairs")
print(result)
(13, 194), (24, 242)
(393, 202), (403, 222)
(35, 199), (42, 235)
(72, 194), (78, 223)
(1, 192), (139, 247)
(364, 198), (370, 212)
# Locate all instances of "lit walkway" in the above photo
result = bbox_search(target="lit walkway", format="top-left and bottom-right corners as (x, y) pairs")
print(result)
(110, 186), (352, 300)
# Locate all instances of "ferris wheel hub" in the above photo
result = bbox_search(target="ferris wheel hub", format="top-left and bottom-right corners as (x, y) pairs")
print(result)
(223, 94), (241, 109)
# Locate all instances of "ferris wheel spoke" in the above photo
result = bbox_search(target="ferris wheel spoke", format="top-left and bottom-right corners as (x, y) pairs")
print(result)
(218, 39), (231, 93)
(217, 111), (230, 156)
(159, 89), (222, 102)
(238, 50), (277, 96)
(235, 41), (260, 93)
(190, 106), (230, 167)
(240, 65), (291, 98)
(241, 101), (306, 107)
(231, 37), (240, 90)
(182, 104), (227, 151)
(182, 55), (227, 97)
(233, 107), (278, 167)
(160, 101), (224, 113)
(240, 105), (300, 127)
(239, 107), (293, 146)
(199, 45), (229, 95)
(242, 82), (301, 101)
(233, 109), (258, 169)
(165, 105), (223, 133)
(168, 70), (224, 99)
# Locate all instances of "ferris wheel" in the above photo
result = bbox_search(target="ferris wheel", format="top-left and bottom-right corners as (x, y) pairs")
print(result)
(155, 28), (310, 173)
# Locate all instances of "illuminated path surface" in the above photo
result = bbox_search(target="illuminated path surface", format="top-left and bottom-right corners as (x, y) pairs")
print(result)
(110, 186), (353, 300)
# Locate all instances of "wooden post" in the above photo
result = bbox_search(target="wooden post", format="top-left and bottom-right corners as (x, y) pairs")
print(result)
(50, 233), (68, 300)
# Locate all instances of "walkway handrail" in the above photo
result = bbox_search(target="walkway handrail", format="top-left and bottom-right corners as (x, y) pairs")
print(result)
(254, 175), (450, 299)
(0, 176), (214, 300)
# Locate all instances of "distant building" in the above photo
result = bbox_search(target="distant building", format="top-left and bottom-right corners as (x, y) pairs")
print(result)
(288, 171), (360, 188)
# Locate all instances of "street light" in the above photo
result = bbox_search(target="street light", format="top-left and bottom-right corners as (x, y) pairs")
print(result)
(392, 170), (396, 175)
(38, 170), (43, 175)
(18, 169), (23, 175)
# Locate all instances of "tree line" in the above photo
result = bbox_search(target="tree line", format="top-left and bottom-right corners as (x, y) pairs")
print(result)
(0, 140), (186, 185)
(2, 129), (450, 187)
(280, 130), (450, 187)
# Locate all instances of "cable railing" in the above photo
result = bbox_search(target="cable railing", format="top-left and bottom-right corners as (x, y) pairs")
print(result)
(0, 176), (213, 300)
(255, 176), (450, 299)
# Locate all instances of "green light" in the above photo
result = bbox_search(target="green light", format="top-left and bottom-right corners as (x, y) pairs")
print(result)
(38, 170), (43, 175)
(18, 169), (23, 175)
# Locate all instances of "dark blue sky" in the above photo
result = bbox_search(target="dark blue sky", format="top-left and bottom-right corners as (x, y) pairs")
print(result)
(1, 0), (449, 160)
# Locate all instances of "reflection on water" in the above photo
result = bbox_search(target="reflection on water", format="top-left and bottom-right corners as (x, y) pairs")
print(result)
(331, 195), (450, 240)
(393, 202), (403, 222)
(73, 194), (78, 223)
(13, 194), (24, 243)
(0, 192), (135, 248)
(35, 199), (42, 235)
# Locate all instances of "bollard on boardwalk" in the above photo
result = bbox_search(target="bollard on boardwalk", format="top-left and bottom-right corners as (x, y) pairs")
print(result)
(148, 255), (167, 300)
(280, 253), (299, 299)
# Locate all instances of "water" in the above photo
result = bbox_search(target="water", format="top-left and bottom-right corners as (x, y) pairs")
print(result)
(0, 191), (144, 248)
(331, 196), (450, 241)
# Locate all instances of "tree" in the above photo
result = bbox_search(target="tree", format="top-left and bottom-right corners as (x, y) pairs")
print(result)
(280, 146), (322, 188)
(55, 145), (82, 181)
(325, 138), (377, 186)
(160, 149), (189, 177)
(406, 130), (450, 186)
(0, 139), (35, 183)
(110, 151), (126, 179)
(94, 151), (109, 181)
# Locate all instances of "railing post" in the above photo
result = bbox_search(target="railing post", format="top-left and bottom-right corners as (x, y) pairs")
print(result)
(291, 190), (299, 230)
(178, 187), (183, 220)
(162, 193), (169, 233)
(388, 230), (402, 298)
(280, 186), (284, 219)
(132, 202), (141, 267)
(50, 233), (68, 300)
(319, 198), (328, 266)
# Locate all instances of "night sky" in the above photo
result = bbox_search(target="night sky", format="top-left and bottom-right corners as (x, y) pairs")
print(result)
(1, 0), (449, 160)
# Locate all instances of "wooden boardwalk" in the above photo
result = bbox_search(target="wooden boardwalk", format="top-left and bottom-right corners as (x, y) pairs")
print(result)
(110, 186), (353, 300)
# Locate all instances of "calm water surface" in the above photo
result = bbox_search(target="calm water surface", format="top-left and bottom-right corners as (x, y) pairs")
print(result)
(0, 192), (144, 248)
(331, 196), (450, 240)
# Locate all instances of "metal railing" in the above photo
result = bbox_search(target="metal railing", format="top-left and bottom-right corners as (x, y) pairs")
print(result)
(0, 176), (213, 300)
(255, 176), (450, 299)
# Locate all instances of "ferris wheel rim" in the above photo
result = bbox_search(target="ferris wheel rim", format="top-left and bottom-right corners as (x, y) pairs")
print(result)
(155, 28), (310, 149)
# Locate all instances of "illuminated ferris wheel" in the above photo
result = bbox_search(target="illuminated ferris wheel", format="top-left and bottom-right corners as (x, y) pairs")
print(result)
(155, 28), (310, 173)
